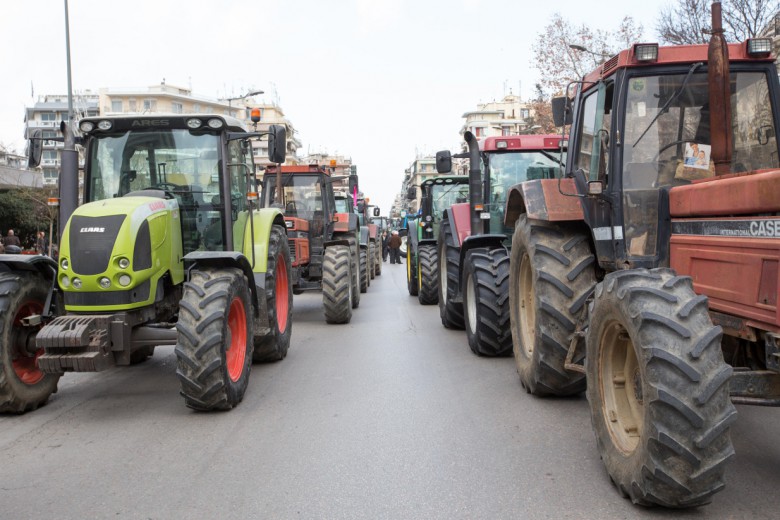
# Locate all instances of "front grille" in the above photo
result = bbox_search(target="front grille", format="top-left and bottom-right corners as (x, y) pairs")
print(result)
(64, 279), (151, 307)
(288, 239), (296, 264)
(69, 215), (127, 275)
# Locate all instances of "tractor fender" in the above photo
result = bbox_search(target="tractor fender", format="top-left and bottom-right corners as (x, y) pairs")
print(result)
(324, 238), (351, 249)
(446, 203), (472, 247)
(0, 254), (58, 280)
(359, 226), (370, 248)
(333, 212), (359, 233)
(504, 178), (584, 228)
(244, 207), (287, 275)
(458, 234), (506, 277)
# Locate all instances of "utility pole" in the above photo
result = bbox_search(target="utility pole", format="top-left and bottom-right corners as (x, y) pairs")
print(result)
(59, 0), (78, 242)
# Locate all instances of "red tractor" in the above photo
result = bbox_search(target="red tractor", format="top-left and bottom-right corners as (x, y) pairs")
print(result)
(504, 3), (779, 507)
(262, 165), (361, 323)
(435, 134), (564, 356)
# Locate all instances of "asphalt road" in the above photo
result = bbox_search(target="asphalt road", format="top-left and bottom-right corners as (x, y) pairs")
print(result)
(2, 260), (779, 519)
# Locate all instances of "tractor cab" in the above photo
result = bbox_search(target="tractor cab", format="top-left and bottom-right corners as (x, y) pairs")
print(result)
(558, 39), (779, 269)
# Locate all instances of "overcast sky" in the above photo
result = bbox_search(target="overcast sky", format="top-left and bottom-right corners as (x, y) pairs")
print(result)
(1, 0), (669, 213)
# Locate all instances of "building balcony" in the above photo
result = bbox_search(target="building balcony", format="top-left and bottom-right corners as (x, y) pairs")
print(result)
(27, 121), (59, 129)
(41, 158), (60, 167)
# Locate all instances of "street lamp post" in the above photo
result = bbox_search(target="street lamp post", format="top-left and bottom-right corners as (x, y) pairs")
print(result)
(568, 44), (612, 66)
(225, 90), (265, 108)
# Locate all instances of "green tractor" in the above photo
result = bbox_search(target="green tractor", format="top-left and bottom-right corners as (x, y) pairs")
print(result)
(404, 176), (469, 304)
(1, 114), (292, 413)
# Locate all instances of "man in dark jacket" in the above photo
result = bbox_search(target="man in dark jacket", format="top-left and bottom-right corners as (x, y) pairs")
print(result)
(388, 230), (402, 264)
(3, 229), (20, 248)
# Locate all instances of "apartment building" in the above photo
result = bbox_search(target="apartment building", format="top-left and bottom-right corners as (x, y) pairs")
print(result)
(461, 93), (534, 138)
(24, 92), (99, 186)
(249, 103), (301, 173)
(402, 155), (440, 214)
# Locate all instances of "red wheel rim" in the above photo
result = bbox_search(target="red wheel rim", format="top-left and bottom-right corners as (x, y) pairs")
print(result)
(12, 300), (46, 385)
(226, 296), (247, 382)
(275, 253), (289, 333)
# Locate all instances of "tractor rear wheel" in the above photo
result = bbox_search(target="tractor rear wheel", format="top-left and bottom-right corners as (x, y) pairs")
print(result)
(346, 236), (360, 309)
(175, 267), (253, 411)
(463, 248), (512, 357)
(374, 239), (382, 276)
(407, 243), (419, 296)
(369, 242), (376, 279)
(586, 268), (735, 507)
(322, 245), (353, 324)
(417, 244), (438, 305)
(437, 218), (464, 329)
(253, 224), (293, 362)
(359, 248), (369, 293)
(509, 215), (595, 395)
(0, 272), (60, 413)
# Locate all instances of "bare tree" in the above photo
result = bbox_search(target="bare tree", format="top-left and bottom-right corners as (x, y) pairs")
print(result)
(657, 0), (780, 44)
(532, 14), (644, 97)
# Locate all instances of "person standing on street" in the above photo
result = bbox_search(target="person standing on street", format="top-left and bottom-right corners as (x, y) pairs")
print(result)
(388, 230), (402, 264)
(381, 230), (389, 262)
(36, 231), (48, 255)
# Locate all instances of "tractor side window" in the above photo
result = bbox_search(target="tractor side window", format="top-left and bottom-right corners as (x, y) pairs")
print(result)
(575, 83), (612, 183)
(227, 140), (250, 253)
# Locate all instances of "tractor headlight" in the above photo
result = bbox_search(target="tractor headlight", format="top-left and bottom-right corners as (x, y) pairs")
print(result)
(72, 278), (82, 289)
(118, 274), (132, 287)
(99, 277), (111, 289)
(207, 118), (224, 129)
(60, 276), (70, 288)
(97, 120), (113, 131)
(60, 258), (69, 270)
(79, 121), (95, 133)
(118, 257), (130, 270)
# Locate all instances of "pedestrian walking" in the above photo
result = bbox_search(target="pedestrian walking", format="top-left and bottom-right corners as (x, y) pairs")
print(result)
(388, 230), (402, 264)
(36, 231), (49, 255)
(381, 231), (389, 262)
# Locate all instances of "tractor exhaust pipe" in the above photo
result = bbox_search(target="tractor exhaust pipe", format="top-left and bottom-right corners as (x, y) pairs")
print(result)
(708, 1), (733, 175)
(464, 131), (484, 235)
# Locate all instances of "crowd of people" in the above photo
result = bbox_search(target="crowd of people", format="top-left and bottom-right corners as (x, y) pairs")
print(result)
(0, 228), (53, 256)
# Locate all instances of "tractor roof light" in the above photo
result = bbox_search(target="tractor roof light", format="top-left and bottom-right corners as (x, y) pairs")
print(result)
(79, 121), (95, 133)
(207, 118), (224, 129)
(97, 120), (113, 131)
(250, 108), (261, 123)
(634, 43), (659, 62)
(496, 140), (508, 149)
(747, 38), (772, 57)
(186, 118), (202, 129)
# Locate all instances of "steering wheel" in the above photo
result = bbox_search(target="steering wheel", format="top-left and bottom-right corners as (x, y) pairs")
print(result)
(652, 140), (696, 162)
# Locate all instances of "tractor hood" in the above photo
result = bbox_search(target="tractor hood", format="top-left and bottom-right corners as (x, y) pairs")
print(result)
(58, 196), (185, 312)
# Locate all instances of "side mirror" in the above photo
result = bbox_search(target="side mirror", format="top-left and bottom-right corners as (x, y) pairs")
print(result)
(348, 173), (359, 195)
(373, 207), (380, 217)
(406, 186), (416, 200)
(27, 129), (43, 168)
(435, 150), (452, 173)
(267, 125), (286, 164)
(551, 97), (573, 127)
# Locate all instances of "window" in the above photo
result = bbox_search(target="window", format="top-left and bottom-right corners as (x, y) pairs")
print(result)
(193, 103), (201, 113)
(40, 112), (56, 122)
(111, 100), (122, 112)
(521, 108), (530, 119)
(502, 126), (511, 136)
(129, 99), (137, 112)
(143, 99), (157, 111)
(475, 127), (484, 137)
(171, 102), (183, 114)
(574, 82), (612, 182)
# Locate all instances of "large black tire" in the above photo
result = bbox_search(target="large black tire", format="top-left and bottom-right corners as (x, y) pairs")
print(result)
(417, 244), (438, 305)
(374, 239), (382, 276)
(359, 248), (369, 293)
(437, 218), (464, 329)
(463, 247), (512, 357)
(322, 245), (353, 324)
(407, 242), (419, 296)
(253, 224), (293, 363)
(0, 272), (60, 413)
(175, 267), (253, 411)
(586, 268), (736, 507)
(346, 236), (360, 309)
(509, 215), (595, 396)
(369, 242), (376, 279)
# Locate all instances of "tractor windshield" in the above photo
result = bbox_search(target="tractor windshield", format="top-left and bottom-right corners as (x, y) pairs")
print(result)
(430, 182), (469, 219)
(623, 70), (778, 189)
(619, 70), (779, 259)
(264, 174), (325, 221)
(87, 130), (220, 201)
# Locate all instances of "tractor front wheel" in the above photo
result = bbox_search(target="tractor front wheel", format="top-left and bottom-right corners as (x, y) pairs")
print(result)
(253, 224), (293, 362)
(463, 248), (511, 357)
(417, 244), (438, 305)
(509, 215), (595, 395)
(586, 269), (735, 507)
(175, 267), (253, 411)
(437, 218), (464, 329)
(322, 245), (353, 324)
(0, 272), (60, 413)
